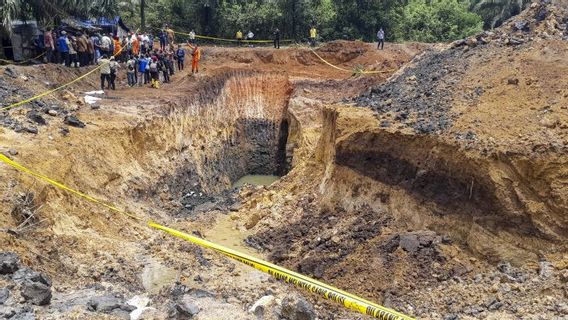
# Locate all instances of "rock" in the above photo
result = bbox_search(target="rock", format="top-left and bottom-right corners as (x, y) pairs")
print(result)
(176, 296), (200, 318)
(281, 295), (315, 320)
(245, 213), (262, 229)
(24, 127), (38, 134)
(64, 115), (85, 128)
(4, 67), (18, 78)
(88, 295), (135, 314)
(21, 280), (52, 306)
(559, 269), (568, 283)
(514, 21), (530, 32)
(12, 268), (51, 287)
(540, 115), (559, 128)
(406, 75), (417, 83)
(465, 37), (478, 47)
(249, 295), (276, 317)
(0, 252), (20, 275)
(7, 149), (18, 156)
(0, 287), (9, 304)
(60, 127), (69, 136)
(399, 234), (421, 253)
(451, 39), (467, 48)
(47, 110), (58, 117)
(556, 302), (568, 315)
(538, 261), (555, 278)
(507, 78), (519, 85)
(26, 111), (46, 125)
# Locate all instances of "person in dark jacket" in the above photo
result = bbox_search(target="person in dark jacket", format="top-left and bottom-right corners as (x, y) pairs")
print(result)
(273, 28), (281, 49)
(57, 31), (70, 67)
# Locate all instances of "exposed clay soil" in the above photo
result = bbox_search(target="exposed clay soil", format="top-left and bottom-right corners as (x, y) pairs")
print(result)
(1, 3), (568, 319)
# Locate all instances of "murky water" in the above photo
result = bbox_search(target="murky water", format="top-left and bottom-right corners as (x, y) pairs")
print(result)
(232, 175), (280, 188)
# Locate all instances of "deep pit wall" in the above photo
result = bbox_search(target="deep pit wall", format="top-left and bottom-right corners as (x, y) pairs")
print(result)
(316, 107), (567, 265)
(128, 71), (292, 196)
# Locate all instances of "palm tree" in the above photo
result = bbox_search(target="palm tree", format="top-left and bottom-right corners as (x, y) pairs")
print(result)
(470, 0), (531, 29)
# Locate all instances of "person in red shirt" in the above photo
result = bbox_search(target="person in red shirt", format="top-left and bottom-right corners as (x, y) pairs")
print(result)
(44, 28), (55, 63)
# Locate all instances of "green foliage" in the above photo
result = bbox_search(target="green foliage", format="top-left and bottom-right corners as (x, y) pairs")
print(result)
(1, 0), (118, 31)
(3, 0), (521, 44)
(392, 0), (483, 42)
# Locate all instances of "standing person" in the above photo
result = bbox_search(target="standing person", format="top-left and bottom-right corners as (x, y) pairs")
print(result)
(176, 44), (185, 71)
(189, 44), (201, 74)
(44, 28), (55, 63)
(113, 36), (122, 59)
(166, 26), (175, 49)
(309, 26), (317, 47)
(98, 55), (111, 90)
(246, 30), (254, 47)
(273, 28), (280, 49)
(68, 36), (79, 67)
(76, 33), (88, 66)
(160, 55), (170, 84)
(57, 31), (70, 67)
(90, 33), (100, 65)
(167, 50), (175, 76)
(149, 57), (160, 88)
(100, 33), (112, 57)
(377, 27), (385, 50)
(132, 35), (140, 57)
(126, 55), (136, 87)
(138, 54), (148, 86)
(189, 30), (196, 44)
(236, 30), (243, 46)
(144, 54), (151, 84)
(109, 56), (119, 90)
(159, 29), (167, 51)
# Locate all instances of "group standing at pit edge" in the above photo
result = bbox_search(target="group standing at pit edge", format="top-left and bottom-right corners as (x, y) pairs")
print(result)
(41, 24), (387, 91)
(42, 24), (200, 90)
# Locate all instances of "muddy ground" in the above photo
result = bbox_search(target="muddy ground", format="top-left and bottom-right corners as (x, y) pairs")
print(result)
(1, 2), (568, 319)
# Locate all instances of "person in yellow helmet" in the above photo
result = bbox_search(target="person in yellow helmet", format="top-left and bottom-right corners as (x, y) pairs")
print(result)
(309, 26), (317, 47)
(236, 30), (243, 46)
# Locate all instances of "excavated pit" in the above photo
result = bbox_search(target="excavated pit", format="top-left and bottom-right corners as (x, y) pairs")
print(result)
(124, 71), (294, 214)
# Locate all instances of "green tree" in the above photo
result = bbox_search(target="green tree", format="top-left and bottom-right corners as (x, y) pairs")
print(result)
(1, 0), (118, 31)
(392, 0), (483, 42)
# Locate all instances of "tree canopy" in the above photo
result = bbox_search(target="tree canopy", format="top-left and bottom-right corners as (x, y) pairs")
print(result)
(2, 0), (529, 43)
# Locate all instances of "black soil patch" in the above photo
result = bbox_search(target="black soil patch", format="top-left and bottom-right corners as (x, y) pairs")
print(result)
(354, 47), (480, 134)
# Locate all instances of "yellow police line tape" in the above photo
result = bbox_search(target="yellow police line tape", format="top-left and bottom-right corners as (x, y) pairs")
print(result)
(0, 152), (415, 320)
(0, 52), (46, 65)
(173, 30), (293, 44)
(308, 48), (392, 75)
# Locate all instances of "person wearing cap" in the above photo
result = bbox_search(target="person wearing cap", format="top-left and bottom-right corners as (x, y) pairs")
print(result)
(57, 31), (70, 67)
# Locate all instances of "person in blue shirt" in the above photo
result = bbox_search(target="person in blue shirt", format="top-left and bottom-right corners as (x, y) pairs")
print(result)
(176, 45), (185, 71)
(138, 54), (148, 86)
(57, 31), (70, 67)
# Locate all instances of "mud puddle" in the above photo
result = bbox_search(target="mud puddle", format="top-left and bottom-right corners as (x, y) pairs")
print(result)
(232, 175), (280, 188)
(204, 215), (258, 257)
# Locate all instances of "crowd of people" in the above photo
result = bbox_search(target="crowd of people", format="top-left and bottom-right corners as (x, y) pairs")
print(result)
(38, 24), (386, 91)
(42, 24), (201, 90)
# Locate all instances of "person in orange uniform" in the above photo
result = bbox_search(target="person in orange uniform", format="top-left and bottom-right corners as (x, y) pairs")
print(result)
(132, 36), (140, 56)
(113, 36), (122, 61)
(189, 44), (201, 74)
